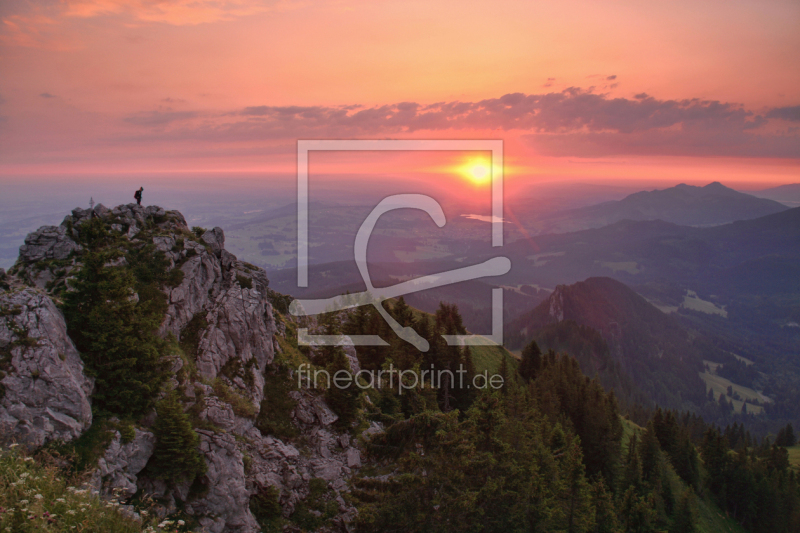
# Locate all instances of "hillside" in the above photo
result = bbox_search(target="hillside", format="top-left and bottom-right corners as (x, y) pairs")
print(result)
(2, 204), (798, 532)
(748, 183), (800, 207)
(506, 277), (710, 411)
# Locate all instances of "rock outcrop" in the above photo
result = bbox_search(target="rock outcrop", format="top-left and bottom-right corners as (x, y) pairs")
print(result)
(4, 204), (370, 532)
(0, 288), (93, 448)
(6, 204), (371, 532)
(92, 428), (157, 499)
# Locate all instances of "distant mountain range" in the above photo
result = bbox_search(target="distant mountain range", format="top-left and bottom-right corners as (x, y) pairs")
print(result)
(748, 183), (800, 207)
(532, 182), (788, 232)
(500, 205), (800, 290)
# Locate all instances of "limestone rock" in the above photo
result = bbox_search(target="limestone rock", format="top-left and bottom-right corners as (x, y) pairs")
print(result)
(202, 227), (225, 257)
(18, 225), (81, 264)
(93, 428), (156, 498)
(188, 431), (259, 533)
(0, 288), (93, 448)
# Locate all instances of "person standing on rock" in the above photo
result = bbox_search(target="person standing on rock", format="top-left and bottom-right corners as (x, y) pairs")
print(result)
(134, 187), (144, 206)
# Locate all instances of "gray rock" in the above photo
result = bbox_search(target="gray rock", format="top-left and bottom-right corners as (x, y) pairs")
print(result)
(290, 392), (339, 427)
(160, 252), (221, 337)
(202, 227), (225, 257)
(93, 428), (156, 498)
(195, 284), (276, 406)
(189, 431), (259, 533)
(0, 289), (93, 448)
(18, 225), (81, 264)
(346, 448), (361, 468)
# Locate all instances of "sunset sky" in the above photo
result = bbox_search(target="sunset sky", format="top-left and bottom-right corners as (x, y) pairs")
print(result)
(1, 0), (798, 190)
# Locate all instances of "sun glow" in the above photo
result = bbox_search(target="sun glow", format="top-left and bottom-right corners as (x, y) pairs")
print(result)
(458, 158), (493, 185)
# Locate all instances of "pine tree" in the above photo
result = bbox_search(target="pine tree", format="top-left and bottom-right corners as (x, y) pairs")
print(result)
(326, 348), (362, 428)
(63, 224), (170, 418)
(519, 340), (542, 381)
(556, 436), (596, 533)
(499, 353), (509, 395)
(669, 488), (696, 533)
(591, 479), (622, 533)
(150, 390), (206, 483)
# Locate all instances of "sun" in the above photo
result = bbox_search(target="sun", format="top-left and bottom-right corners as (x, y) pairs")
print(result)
(458, 158), (492, 185)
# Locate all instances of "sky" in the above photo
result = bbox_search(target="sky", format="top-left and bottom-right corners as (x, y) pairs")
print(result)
(1, 0), (799, 192)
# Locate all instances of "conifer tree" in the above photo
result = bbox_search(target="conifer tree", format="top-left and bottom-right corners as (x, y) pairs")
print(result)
(63, 218), (169, 418)
(669, 488), (697, 533)
(591, 479), (622, 533)
(150, 390), (206, 483)
(519, 340), (542, 381)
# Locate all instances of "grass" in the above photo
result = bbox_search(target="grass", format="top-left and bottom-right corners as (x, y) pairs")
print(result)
(469, 342), (519, 377)
(0, 446), (184, 533)
(620, 417), (642, 454)
(598, 260), (641, 274)
(699, 370), (766, 414)
(694, 494), (748, 533)
(211, 379), (258, 418)
(787, 445), (800, 471)
(660, 462), (748, 533)
(682, 290), (727, 317)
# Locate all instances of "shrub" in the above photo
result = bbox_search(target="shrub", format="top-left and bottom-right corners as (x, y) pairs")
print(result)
(250, 485), (282, 531)
(211, 379), (258, 418)
(179, 313), (208, 360)
(256, 367), (298, 440)
(165, 268), (185, 288)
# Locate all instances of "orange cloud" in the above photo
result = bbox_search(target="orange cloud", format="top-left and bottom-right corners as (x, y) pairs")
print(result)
(61, 0), (301, 25)
(0, 12), (78, 50)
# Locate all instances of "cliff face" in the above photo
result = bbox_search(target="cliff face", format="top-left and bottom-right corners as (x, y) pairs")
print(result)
(2, 204), (364, 533)
(0, 287), (93, 447)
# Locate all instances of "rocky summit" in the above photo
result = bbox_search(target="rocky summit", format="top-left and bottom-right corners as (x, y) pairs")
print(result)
(0, 204), (369, 533)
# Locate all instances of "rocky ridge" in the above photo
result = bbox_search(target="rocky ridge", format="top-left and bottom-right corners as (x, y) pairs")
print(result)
(1, 204), (368, 533)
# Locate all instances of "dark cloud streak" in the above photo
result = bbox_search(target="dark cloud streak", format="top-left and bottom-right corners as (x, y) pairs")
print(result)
(121, 89), (800, 159)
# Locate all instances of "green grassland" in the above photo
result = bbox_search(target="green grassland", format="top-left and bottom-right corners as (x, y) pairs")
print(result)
(469, 342), (519, 377)
(699, 367), (766, 414)
(685, 473), (749, 533)
(787, 445), (800, 472)
(599, 260), (641, 274)
(620, 417), (642, 453)
(619, 417), (746, 533)
(682, 290), (728, 317)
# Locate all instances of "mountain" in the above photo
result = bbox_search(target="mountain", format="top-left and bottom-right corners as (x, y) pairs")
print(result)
(535, 181), (788, 231)
(506, 277), (714, 411)
(748, 183), (800, 207)
(2, 204), (796, 533)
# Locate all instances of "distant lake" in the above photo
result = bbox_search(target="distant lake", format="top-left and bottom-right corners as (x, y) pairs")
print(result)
(461, 214), (505, 223)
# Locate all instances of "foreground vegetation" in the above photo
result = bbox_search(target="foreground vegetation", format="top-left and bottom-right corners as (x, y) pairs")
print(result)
(0, 446), (183, 533)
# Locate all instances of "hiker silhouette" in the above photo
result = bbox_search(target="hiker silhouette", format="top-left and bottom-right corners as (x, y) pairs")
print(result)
(134, 187), (143, 206)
